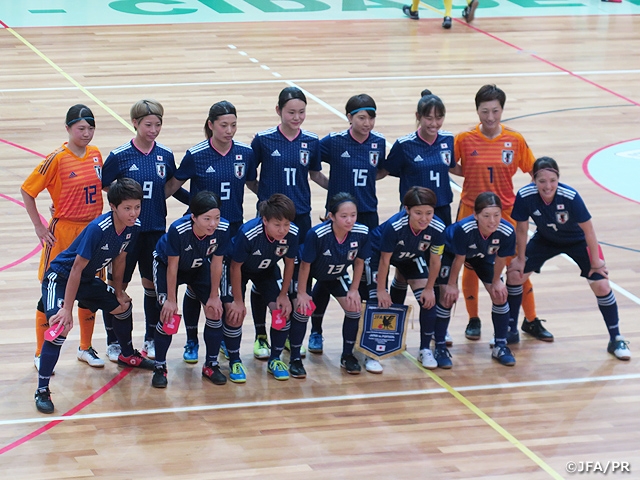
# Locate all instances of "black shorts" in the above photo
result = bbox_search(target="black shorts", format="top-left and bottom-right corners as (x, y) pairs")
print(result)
(437, 252), (497, 286)
(313, 274), (352, 299)
(153, 258), (213, 306)
(221, 265), (283, 305)
(524, 234), (604, 280)
(42, 271), (120, 319)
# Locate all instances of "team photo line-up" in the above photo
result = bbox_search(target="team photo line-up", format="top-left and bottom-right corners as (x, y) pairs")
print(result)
(22, 84), (631, 415)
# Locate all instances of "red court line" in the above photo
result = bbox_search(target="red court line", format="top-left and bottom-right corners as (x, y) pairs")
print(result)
(0, 368), (133, 455)
(0, 138), (46, 158)
(0, 19), (9, 29)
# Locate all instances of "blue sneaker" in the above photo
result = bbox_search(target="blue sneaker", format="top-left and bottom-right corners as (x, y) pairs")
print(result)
(492, 345), (516, 366)
(229, 361), (247, 383)
(183, 340), (199, 364)
(434, 346), (453, 369)
(506, 330), (520, 345)
(267, 358), (290, 381)
(219, 341), (229, 360)
(308, 332), (323, 354)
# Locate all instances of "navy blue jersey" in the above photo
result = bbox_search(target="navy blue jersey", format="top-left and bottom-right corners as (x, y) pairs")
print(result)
(300, 220), (370, 282)
(372, 211), (446, 265)
(319, 129), (386, 213)
(251, 127), (321, 215)
(383, 131), (455, 208)
(102, 141), (176, 233)
(230, 217), (299, 273)
(174, 139), (257, 224)
(49, 212), (140, 281)
(445, 215), (515, 260)
(154, 214), (230, 269)
(511, 182), (591, 245)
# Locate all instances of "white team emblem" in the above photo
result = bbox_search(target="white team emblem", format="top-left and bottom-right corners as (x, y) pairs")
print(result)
(158, 293), (167, 305)
(347, 249), (358, 261)
(275, 245), (289, 257)
(369, 151), (379, 167)
(487, 245), (500, 255)
(440, 150), (451, 166)
(418, 241), (429, 252)
(502, 150), (514, 165)
(234, 162), (246, 179)
(556, 211), (569, 224)
(156, 163), (166, 179)
(300, 150), (309, 166)
(206, 244), (218, 255)
(94, 165), (102, 180)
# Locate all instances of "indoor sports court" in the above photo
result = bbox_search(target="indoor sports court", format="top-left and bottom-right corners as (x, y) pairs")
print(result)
(1, 1), (639, 477)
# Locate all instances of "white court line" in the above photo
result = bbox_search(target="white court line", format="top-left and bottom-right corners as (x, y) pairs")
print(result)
(285, 80), (347, 121)
(3, 69), (640, 93)
(5, 372), (639, 427)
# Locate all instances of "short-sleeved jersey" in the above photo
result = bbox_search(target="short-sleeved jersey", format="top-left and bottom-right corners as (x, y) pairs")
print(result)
(372, 211), (446, 265)
(455, 124), (535, 209)
(383, 131), (455, 208)
(154, 214), (230, 269)
(445, 215), (515, 260)
(174, 139), (257, 224)
(230, 217), (299, 273)
(48, 212), (141, 281)
(252, 126), (321, 215)
(21, 143), (103, 222)
(102, 140), (176, 233)
(319, 129), (386, 213)
(511, 182), (591, 245)
(300, 220), (370, 282)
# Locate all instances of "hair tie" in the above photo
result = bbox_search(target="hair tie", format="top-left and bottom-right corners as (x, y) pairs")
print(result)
(349, 107), (376, 115)
(534, 167), (559, 177)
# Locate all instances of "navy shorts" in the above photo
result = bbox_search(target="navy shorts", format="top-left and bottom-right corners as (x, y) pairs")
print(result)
(313, 274), (352, 300)
(42, 271), (120, 319)
(153, 258), (213, 306)
(524, 234), (604, 280)
(108, 230), (163, 284)
(437, 252), (497, 286)
(221, 265), (283, 305)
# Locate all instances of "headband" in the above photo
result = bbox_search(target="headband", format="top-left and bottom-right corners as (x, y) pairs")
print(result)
(534, 167), (559, 177)
(66, 116), (94, 127)
(349, 107), (376, 115)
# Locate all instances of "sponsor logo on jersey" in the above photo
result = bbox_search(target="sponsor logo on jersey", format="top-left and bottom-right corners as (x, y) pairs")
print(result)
(369, 151), (379, 167)
(185, 245), (193, 251)
(300, 149), (310, 166)
(469, 243), (477, 249)
(533, 209), (542, 216)
(556, 211), (569, 224)
(397, 240), (405, 246)
(156, 163), (166, 179)
(129, 164), (139, 171)
(206, 166), (215, 173)
(69, 171), (77, 178)
(502, 150), (514, 165)
(471, 150), (479, 157)
(275, 245), (289, 257)
(271, 150), (281, 157)
(440, 150), (451, 166)
(413, 155), (424, 162)
(101, 244), (109, 250)
(252, 250), (262, 255)
(341, 151), (351, 158)
(347, 249), (358, 261)
(234, 162), (246, 179)
(323, 249), (332, 256)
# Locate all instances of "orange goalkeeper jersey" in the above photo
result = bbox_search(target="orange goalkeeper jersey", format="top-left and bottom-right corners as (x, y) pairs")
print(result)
(454, 124), (535, 209)
(21, 143), (103, 222)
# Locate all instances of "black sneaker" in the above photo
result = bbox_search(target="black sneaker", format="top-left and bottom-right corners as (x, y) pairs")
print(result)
(340, 354), (361, 374)
(462, 0), (478, 23)
(202, 363), (227, 385)
(465, 317), (481, 340)
(152, 365), (168, 388)
(521, 318), (554, 342)
(402, 5), (419, 20)
(506, 330), (520, 345)
(289, 359), (307, 379)
(35, 387), (54, 414)
(118, 350), (155, 370)
(442, 16), (452, 29)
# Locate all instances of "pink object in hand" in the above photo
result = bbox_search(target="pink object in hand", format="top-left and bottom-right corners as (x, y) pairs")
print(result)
(45, 323), (63, 341)
(271, 310), (287, 330)
(163, 313), (181, 335)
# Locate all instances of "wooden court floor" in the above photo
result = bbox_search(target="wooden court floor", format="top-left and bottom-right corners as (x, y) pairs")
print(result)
(1, 13), (640, 479)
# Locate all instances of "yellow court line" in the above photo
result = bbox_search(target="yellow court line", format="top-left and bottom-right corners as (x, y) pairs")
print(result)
(419, 1), (445, 16)
(4, 26), (134, 133)
(403, 351), (564, 479)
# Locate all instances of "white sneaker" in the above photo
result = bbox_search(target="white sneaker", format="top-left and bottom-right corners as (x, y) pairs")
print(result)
(418, 348), (438, 369)
(77, 347), (105, 368)
(106, 343), (121, 363)
(608, 335), (631, 360)
(445, 331), (453, 346)
(143, 340), (156, 360)
(365, 357), (383, 374)
(34, 355), (55, 375)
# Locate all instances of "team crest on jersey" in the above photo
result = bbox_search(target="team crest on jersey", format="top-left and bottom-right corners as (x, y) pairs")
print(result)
(487, 245), (500, 255)
(206, 244), (218, 255)
(556, 211), (569, 224)
(57, 298), (64, 309)
(94, 165), (102, 180)
(275, 245), (289, 257)
(440, 150), (451, 166)
(119, 241), (129, 253)
(158, 293), (167, 305)
(234, 162), (246, 179)
(502, 150), (514, 165)
(300, 150), (310, 166)
(347, 249), (358, 261)
(418, 241), (429, 252)
(156, 163), (166, 179)
(369, 151), (379, 167)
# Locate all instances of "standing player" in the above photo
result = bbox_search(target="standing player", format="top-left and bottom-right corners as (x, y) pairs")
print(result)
(151, 191), (230, 388)
(35, 179), (152, 414)
(507, 157), (631, 359)
(307, 94), (385, 356)
(295, 193), (370, 376)
(439, 192), (518, 367)
(402, 0), (478, 28)
(101, 99), (187, 363)
(369, 187), (447, 369)
(453, 84), (548, 343)
(22, 104), (105, 371)
(248, 87), (325, 360)
(223, 194), (299, 382)
(164, 101), (257, 363)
